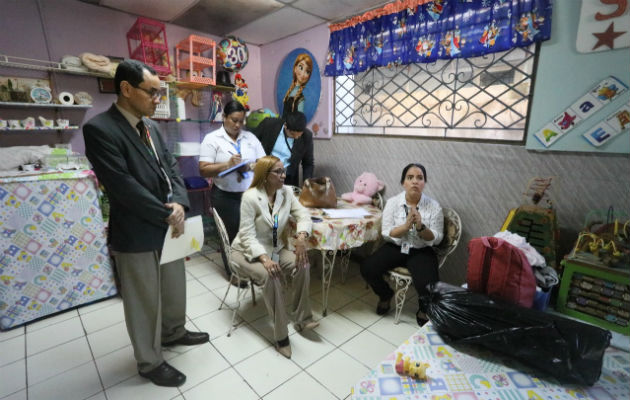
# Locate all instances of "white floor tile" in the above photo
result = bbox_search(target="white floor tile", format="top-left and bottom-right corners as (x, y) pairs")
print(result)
(186, 292), (222, 320)
(198, 271), (232, 291)
(186, 260), (219, 278)
(87, 321), (131, 358)
(105, 375), (179, 400)
(306, 349), (369, 399)
(191, 308), (240, 340)
(168, 343), (230, 391)
(0, 335), (24, 367)
(263, 371), (337, 400)
(1, 389), (26, 400)
(286, 330), (335, 369)
(25, 309), (79, 333)
(78, 296), (122, 316)
(368, 315), (420, 346)
(26, 316), (84, 356)
(186, 278), (210, 298)
(85, 391), (107, 400)
(311, 285), (355, 312)
(339, 330), (396, 369)
(313, 313), (363, 346)
(237, 295), (269, 323)
(0, 359), (26, 398)
(80, 301), (125, 334)
(27, 361), (101, 400)
(27, 336), (92, 385)
(94, 345), (136, 388)
(0, 326), (25, 342)
(234, 346), (301, 397)
(212, 325), (271, 365)
(336, 298), (383, 328)
(182, 367), (258, 400)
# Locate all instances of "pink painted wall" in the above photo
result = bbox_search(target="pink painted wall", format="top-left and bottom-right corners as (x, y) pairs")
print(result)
(259, 24), (334, 139)
(0, 0), (263, 154)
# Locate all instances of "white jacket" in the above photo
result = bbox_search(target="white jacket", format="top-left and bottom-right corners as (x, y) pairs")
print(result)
(232, 185), (312, 262)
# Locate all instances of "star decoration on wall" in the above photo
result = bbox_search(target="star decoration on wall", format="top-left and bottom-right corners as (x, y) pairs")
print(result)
(592, 22), (626, 50)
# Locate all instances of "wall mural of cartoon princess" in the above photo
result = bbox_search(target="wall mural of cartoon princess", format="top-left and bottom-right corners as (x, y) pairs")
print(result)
(275, 48), (321, 123)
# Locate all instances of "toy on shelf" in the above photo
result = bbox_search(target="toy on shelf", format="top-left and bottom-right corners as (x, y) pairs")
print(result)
(501, 177), (559, 271)
(569, 207), (630, 269)
(395, 352), (429, 380)
(176, 34), (216, 87)
(126, 17), (171, 76)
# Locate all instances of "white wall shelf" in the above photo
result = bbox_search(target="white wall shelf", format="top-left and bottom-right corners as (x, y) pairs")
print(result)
(0, 54), (112, 79)
(0, 101), (91, 109)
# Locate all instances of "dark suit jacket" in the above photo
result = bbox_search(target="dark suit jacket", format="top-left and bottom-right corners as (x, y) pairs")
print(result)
(83, 105), (190, 252)
(252, 117), (314, 187)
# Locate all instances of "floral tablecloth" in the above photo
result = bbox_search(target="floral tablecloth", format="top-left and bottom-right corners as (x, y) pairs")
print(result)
(301, 199), (382, 251)
(352, 322), (629, 400)
(0, 171), (117, 330)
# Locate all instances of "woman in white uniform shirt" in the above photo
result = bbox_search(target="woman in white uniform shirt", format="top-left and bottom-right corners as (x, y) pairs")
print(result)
(199, 101), (266, 278)
(360, 163), (443, 326)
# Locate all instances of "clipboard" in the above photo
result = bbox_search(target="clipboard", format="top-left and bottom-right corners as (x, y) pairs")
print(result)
(160, 215), (205, 264)
(218, 160), (250, 177)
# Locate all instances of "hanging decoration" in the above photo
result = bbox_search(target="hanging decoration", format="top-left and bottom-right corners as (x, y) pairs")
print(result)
(217, 36), (249, 72)
(232, 73), (250, 111)
(576, 0), (629, 53)
(324, 0), (553, 77)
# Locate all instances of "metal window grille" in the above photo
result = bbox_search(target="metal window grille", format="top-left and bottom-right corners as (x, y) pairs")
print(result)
(335, 44), (538, 142)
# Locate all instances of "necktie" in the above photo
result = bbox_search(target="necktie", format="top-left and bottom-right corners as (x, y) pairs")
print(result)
(136, 120), (154, 156)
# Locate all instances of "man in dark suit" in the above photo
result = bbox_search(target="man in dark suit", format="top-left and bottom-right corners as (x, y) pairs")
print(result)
(83, 60), (208, 387)
(252, 111), (314, 187)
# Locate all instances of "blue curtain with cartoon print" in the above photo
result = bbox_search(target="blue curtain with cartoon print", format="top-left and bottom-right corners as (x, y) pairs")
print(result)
(324, 0), (553, 77)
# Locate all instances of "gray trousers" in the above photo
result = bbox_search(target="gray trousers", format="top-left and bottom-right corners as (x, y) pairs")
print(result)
(113, 251), (187, 373)
(231, 248), (312, 342)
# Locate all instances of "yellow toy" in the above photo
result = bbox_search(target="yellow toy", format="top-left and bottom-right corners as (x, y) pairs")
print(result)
(395, 352), (429, 380)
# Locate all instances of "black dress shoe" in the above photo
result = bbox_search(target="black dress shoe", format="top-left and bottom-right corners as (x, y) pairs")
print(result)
(139, 362), (186, 387)
(162, 330), (209, 347)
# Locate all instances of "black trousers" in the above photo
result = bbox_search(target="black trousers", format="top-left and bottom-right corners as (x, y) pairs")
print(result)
(360, 242), (439, 306)
(211, 186), (243, 276)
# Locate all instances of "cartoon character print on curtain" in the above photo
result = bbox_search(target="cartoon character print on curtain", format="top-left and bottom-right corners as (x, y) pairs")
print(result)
(324, 0), (553, 77)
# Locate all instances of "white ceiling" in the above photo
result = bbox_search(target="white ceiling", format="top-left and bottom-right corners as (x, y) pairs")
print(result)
(80, 0), (390, 45)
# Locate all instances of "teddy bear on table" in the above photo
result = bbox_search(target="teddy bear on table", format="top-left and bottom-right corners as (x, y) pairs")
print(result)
(341, 172), (385, 205)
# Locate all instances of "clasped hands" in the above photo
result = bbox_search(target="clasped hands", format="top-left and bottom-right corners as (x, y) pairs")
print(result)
(405, 207), (423, 231)
(165, 202), (185, 238)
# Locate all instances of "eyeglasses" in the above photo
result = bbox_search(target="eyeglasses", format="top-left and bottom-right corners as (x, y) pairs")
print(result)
(270, 168), (287, 176)
(134, 85), (165, 99)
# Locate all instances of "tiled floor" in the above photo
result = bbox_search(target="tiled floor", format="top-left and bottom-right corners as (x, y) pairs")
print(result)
(0, 244), (422, 400)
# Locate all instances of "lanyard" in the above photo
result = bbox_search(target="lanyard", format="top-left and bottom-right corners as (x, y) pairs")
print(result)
(272, 214), (278, 248)
(230, 138), (242, 154)
(283, 130), (294, 153)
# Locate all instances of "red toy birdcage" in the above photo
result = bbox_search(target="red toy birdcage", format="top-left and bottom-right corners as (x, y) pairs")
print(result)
(175, 35), (216, 86)
(126, 17), (171, 76)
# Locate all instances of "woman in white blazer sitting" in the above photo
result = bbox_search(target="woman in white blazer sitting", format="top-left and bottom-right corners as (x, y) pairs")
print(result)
(231, 155), (318, 358)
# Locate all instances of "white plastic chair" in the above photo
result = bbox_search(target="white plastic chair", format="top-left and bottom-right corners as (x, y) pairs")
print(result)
(214, 208), (258, 336)
(388, 207), (462, 324)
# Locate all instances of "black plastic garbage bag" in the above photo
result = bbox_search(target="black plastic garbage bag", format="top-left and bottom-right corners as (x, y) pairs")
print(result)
(421, 282), (611, 385)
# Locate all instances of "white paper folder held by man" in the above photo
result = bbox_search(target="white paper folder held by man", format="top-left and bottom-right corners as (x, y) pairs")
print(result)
(160, 215), (205, 264)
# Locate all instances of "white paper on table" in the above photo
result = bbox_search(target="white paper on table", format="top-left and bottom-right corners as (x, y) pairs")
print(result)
(321, 208), (371, 219)
(160, 215), (204, 265)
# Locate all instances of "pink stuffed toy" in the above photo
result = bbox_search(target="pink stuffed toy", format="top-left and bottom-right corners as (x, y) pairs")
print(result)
(341, 172), (385, 205)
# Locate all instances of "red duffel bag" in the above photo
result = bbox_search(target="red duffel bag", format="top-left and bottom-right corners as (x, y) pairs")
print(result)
(467, 237), (536, 308)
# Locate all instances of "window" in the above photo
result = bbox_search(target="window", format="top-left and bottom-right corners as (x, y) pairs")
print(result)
(334, 44), (538, 142)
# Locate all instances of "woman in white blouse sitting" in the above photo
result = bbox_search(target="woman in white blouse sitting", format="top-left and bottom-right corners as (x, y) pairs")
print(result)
(360, 163), (443, 325)
(231, 155), (318, 358)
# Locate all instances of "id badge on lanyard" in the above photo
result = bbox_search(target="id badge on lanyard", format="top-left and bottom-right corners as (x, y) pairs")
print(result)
(271, 214), (280, 262)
